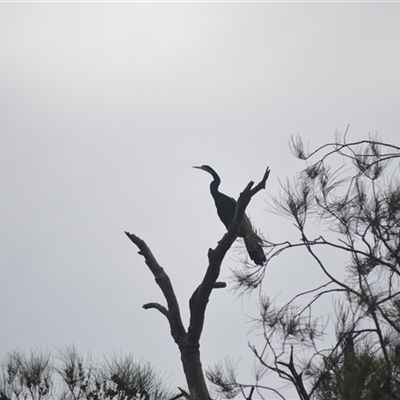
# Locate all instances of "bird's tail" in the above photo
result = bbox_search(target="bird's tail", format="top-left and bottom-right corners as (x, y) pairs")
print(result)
(242, 216), (266, 266)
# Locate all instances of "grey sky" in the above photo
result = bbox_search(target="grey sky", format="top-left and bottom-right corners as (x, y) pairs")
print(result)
(1, 2), (399, 398)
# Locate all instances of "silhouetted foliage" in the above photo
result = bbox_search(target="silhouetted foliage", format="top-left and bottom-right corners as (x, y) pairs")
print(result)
(208, 131), (400, 399)
(0, 351), (52, 400)
(0, 347), (173, 400)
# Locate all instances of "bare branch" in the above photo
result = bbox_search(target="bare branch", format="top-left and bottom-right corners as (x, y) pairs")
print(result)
(247, 135), (400, 398)
(143, 302), (169, 318)
(124, 232), (186, 344)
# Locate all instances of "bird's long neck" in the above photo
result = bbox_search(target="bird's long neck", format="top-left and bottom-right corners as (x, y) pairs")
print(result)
(209, 175), (221, 200)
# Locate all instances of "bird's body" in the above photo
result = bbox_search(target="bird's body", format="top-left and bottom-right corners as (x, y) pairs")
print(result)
(193, 165), (266, 265)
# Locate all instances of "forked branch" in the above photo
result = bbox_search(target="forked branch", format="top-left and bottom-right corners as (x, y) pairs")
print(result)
(126, 167), (271, 399)
(124, 231), (186, 344)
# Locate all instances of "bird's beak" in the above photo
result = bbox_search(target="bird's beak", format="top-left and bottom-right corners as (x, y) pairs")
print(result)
(192, 166), (202, 170)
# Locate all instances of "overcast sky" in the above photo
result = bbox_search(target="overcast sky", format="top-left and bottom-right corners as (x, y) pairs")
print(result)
(1, 2), (399, 399)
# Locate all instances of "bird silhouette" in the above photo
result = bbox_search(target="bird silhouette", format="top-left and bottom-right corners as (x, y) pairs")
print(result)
(193, 165), (266, 265)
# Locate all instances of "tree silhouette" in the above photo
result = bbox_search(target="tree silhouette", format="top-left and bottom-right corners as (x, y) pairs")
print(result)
(0, 347), (173, 400)
(125, 168), (271, 399)
(208, 130), (400, 399)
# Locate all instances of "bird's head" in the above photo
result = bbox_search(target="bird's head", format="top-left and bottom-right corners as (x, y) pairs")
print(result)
(192, 165), (217, 176)
(193, 165), (221, 185)
(193, 165), (221, 192)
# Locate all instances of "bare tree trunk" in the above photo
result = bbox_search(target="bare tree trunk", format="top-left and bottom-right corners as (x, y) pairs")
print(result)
(180, 340), (211, 399)
(125, 168), (270, 399)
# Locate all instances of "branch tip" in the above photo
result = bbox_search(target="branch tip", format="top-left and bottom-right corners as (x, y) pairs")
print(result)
(142, 302), (169, 318)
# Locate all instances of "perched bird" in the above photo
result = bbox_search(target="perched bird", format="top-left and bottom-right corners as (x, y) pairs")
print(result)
(193, 165), (266, 265)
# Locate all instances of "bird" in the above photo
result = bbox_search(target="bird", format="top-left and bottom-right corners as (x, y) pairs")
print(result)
(193, 165), (266, 265)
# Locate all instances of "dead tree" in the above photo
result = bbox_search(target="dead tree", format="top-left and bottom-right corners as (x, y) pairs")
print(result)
(125, 167), (270, 399)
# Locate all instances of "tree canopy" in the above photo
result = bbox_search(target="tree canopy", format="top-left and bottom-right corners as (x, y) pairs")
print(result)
(0, 347), (173, 400)
(209, 132), (400, 399)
